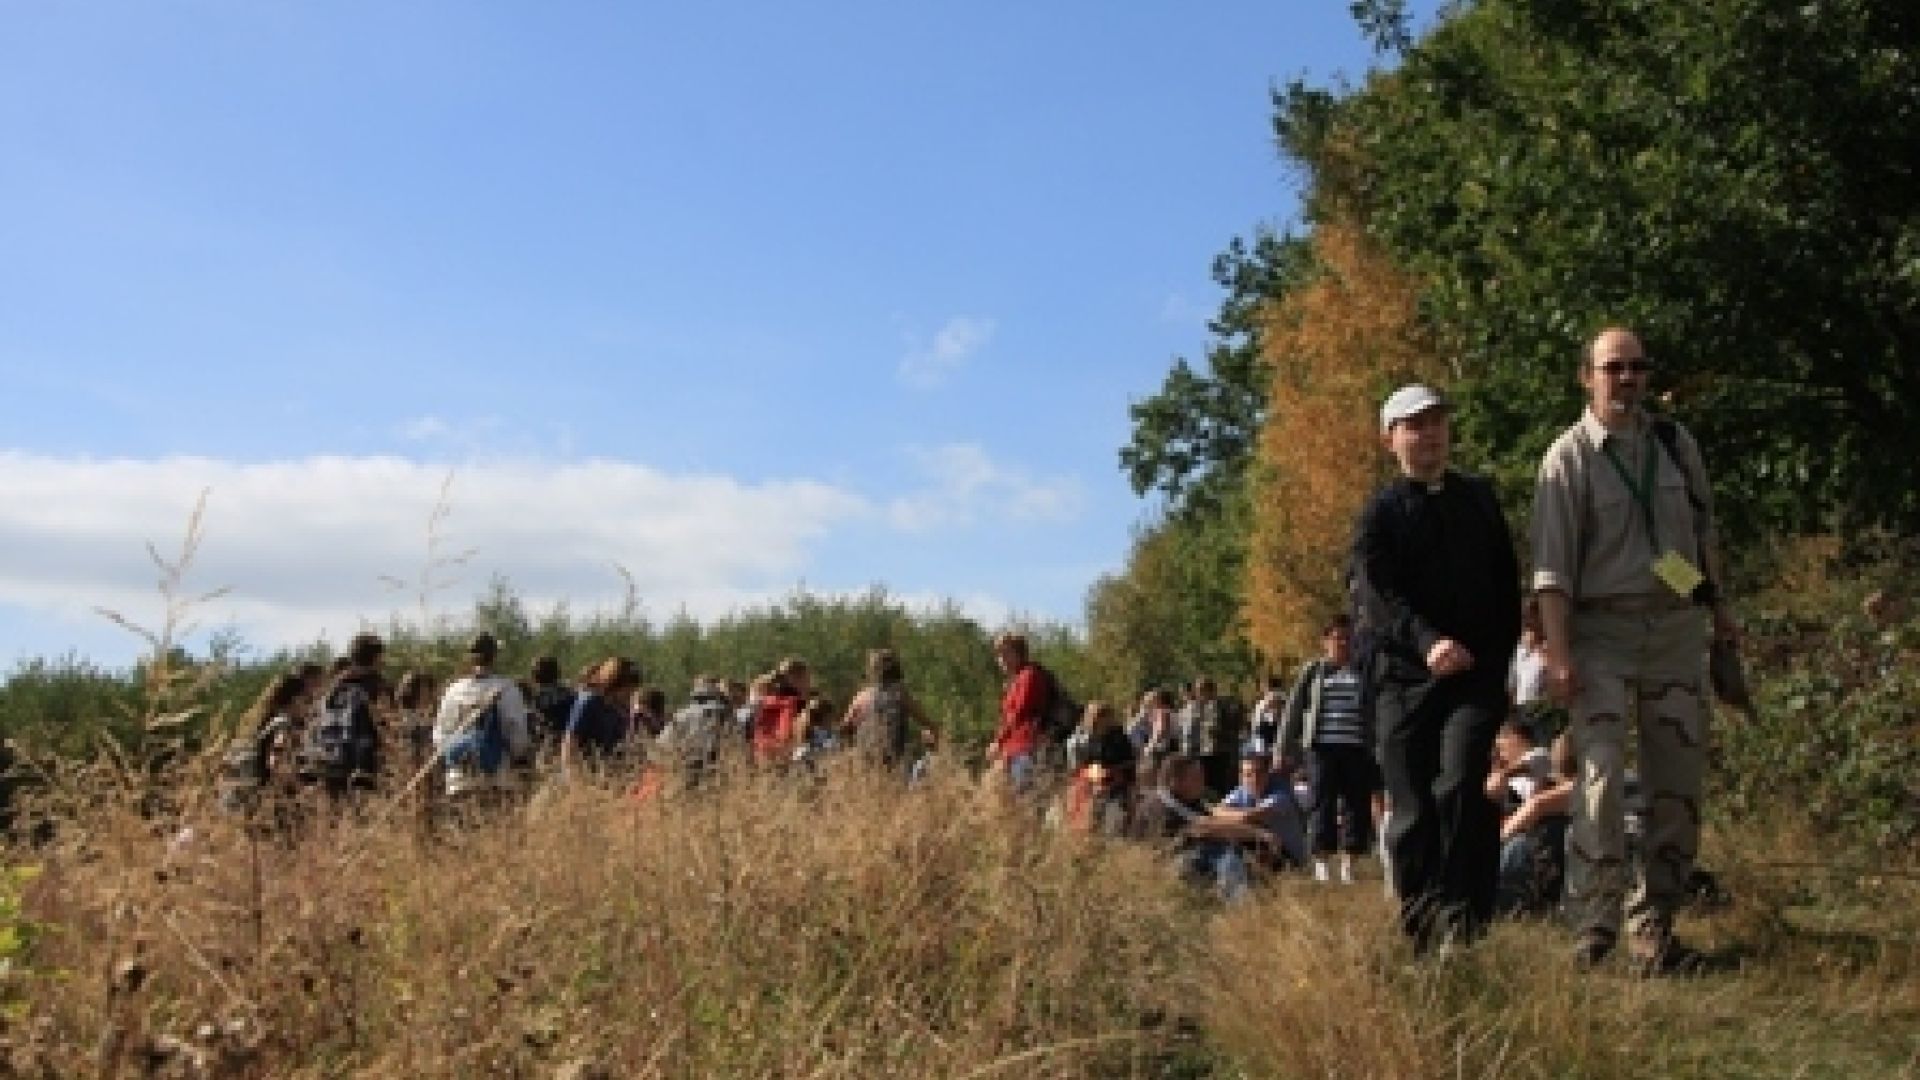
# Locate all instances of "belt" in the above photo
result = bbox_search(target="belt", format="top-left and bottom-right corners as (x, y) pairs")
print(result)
(1576, 594), (1695, 614)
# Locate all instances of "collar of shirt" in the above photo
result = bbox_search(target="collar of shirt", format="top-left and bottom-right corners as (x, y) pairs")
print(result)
(1397, 468), (1454, 497)
(1576, 406), (1647, 450)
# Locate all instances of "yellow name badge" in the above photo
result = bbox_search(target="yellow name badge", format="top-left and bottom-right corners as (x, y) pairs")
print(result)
(1651, 550), (1705, 598)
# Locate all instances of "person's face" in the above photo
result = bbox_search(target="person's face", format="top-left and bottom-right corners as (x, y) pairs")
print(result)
(1323, 627), (1352, 667)
(1239, 760), (1267, 793)
(1581, 330), (1652, 419)
(1382, 408), (1451, 478)
(994, 646), (1019, 675)
(1087, 763), (1114, 792)
(1494, 728), (1527, 765)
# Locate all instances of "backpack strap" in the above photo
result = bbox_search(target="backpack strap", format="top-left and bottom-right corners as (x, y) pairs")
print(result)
(1650, 419), (1706, 514)
(1649, 417), (1721, 605)
(565, 690), (592, 735)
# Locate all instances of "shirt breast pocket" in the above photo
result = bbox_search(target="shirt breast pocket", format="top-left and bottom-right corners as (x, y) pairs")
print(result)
(1655, 469), (1696, 550)
(1588, 472), (1635, 532)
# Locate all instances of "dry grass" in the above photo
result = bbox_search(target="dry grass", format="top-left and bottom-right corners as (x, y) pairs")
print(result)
(3, 762), (1915, 1078)
(6, 761), (1209, 1078)
(1199, 815), (1920, 1080)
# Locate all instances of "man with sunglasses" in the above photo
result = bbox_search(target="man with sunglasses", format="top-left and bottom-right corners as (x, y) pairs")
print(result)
(1531, 326), (1738, 976)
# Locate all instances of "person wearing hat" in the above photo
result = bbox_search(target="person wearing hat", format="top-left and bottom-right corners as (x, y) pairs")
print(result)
(1353, 383), (1522, 954)
(1531, 327), (1736, 975)
(432, 631), (535, 805)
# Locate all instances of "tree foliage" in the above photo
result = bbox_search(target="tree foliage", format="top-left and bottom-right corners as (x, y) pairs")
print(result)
(1100, 230), (1312, 695)
(1245, 221), (1443, 664)
(1119, 231), (1311, 520)
(0, 588), (1072, 767)
(1284, 0), (1920, 536)
(1084, 495), (1259, 698)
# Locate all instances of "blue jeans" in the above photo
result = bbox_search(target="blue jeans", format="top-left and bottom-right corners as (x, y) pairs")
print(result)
(1179, 842), (1251, 902)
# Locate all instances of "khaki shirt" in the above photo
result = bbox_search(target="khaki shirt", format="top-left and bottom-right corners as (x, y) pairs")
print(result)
(1531, 409), (1716, 602)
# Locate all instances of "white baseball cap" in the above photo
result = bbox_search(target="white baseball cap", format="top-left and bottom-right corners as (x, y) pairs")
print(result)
(1379, 384), (1449, 432)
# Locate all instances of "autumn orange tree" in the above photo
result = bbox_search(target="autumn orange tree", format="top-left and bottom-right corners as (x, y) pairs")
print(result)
(1244, 219), (1442, 667)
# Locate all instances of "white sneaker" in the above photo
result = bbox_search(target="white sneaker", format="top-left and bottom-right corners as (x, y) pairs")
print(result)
(1313, 860), (1330, 883)
(1339, 859), (1355, 885)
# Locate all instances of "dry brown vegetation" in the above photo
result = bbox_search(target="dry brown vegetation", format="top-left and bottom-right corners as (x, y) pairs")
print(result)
(3, 750), (1915, 1078)
(6, 760), (1210, 1078)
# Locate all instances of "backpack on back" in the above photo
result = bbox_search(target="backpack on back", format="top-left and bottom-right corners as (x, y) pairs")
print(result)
(441, 689), (508, 776)
(665, 694), (731, 772)
(219, 716), (290, 812)
(1037, 665), (1080, 746)
(856, 683), (913, 766)
(530, 683), (577, 746)
(299, 684), (380, 787)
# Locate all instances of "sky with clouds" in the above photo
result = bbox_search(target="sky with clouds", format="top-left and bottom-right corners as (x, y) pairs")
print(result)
(0, 2), (1411, 669)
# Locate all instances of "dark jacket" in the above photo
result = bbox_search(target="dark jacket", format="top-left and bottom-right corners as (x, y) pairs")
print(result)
(1353, 470), (1522, 694)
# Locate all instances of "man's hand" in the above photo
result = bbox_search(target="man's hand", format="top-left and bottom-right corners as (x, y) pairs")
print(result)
(1425, 638), (1475, 678)
(1712, 604), (1741, 646)
(1544, 651), (1581, 706)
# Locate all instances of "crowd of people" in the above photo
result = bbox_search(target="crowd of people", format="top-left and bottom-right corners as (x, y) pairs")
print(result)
(218, 325), (1737, 978)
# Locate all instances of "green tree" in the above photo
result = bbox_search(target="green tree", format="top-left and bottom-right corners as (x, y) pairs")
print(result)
(1084, 496), (1260, 698)
(1103, 232), (1312, 694)
(1119, 231), (1311, 520)
(1280, 0), (1920, 540)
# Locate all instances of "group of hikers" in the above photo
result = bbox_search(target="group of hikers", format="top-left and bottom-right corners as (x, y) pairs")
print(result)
(222, 325), (1738, 978)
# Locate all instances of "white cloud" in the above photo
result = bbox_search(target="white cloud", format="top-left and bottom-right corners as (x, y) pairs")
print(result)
(885, 443), (1085, 532)
(0, 443), (1088, 658)
(0, 452), (868, 652)
(897, 316), (996, 389)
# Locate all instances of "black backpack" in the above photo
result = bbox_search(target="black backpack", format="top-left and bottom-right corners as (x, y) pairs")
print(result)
(1036, 665), (1080, 746)
(299, 683), (380, 786)
(530, 683), (578, 745)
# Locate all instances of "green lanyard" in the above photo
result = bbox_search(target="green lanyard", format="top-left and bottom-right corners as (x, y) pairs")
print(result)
(1600, 436), (1661, 553)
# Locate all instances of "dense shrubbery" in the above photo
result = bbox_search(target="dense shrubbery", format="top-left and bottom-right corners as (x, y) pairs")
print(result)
(0, 587), (1100, 775)
(1712, 543), (1920, 851)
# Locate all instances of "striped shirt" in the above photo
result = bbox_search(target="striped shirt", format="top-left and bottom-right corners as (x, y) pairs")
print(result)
(1312, 668), (1367, 748)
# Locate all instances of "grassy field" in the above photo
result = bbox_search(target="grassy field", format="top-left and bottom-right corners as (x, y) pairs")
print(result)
(2, 753), (1913, 1078)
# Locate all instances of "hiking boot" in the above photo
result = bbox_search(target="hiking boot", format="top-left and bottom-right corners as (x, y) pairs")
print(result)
(1572, 928), (1617, 971)
(1628, 936), (1711, 978)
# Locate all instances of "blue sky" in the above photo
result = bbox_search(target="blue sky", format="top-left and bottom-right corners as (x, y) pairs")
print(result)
(0, 2), (1410, 669)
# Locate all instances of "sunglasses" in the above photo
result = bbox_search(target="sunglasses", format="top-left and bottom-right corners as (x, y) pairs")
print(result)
(1592, 359), (1654, 376)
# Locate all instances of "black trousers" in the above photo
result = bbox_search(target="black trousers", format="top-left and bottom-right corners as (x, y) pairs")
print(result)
(1308, 744), (1380, 856)
(1377, 676), (1502, 947)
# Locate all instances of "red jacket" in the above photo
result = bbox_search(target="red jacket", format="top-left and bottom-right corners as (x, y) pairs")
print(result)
(752, 691), (804, 763)
(994, 663), (1046, 759)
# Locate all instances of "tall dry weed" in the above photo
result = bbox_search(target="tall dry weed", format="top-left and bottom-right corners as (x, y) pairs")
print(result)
(9, 759), (1212, 1078)
(7, 754), (1918, 1077)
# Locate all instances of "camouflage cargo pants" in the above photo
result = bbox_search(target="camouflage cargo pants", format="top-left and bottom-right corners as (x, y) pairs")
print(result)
(1565, 606), (1707, 942)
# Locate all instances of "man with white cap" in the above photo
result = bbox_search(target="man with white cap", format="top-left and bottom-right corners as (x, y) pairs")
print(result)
(1353, 383), (1522, 954)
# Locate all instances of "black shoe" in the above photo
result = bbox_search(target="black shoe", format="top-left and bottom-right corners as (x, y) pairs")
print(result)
(1572, 928), (1617, 971)
(1629, 936), (1711, 978)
